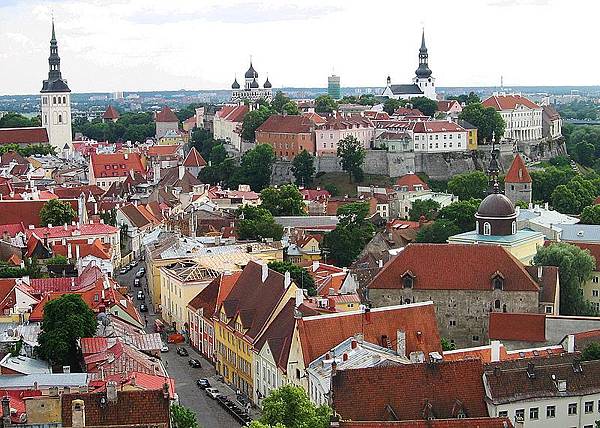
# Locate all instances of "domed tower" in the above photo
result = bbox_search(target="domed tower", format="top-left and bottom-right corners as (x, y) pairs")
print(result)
(231, 77), (240, 90)
(412, 29), (436, 100)
(245, 61), (258, 90)
(475, 183), (517, 236)
(250, 78), (259, 89)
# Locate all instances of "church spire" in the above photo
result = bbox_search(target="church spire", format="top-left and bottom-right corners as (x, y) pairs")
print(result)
(415, 29), (432, 78)
(420, 28), (427, 52)
(41, 18), (70, 93)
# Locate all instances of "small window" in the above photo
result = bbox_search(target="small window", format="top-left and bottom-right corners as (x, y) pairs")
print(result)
(295, 369), (301, 379)
(529, 407), (539, 420)
(472, 335), (480, 342)
(585, 401), (593, 414)
(493, 275), (504, 291)
(568, 403), (577, 415)
(403, 274), (413, 289)
(515, 409), (524, 421)
(494, 299), (501, 309)
(498, 410), (508, 418)
(483, 222), (491, 236)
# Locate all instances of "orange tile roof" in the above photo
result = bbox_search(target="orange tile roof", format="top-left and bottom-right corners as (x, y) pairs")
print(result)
(90, 152), (145, 179)
(146, 145), (181, 157)
(182, 147), (207, 167)
(394, 173), (429, 190)
(504, 154), (531, 184)
(0, 127), (49, 145)
(102, 105), (120, 120)
(482, 94), (540, 111)
(155, 106), (178, 123)
(488, 312), (546, 342)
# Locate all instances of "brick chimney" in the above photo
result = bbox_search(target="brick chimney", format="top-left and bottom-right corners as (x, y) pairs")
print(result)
(71, 399), (85, 428)
(106, 381), (118, 403)
(491, 340), (501, 362)
(1, 396), (10, 426)
(261, 263), (268, 283)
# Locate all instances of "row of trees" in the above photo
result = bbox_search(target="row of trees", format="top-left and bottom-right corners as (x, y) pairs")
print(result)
(413, 199), (481, 244)
(72, 111), (155, 142)
(0, 112), (40, 128)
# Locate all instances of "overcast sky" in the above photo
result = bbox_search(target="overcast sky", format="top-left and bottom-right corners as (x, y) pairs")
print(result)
(0, 0), (595, 95)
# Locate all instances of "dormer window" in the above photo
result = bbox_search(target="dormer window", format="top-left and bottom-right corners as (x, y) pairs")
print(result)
(402, 271), (414, 289)
(492, 272), (504, 290)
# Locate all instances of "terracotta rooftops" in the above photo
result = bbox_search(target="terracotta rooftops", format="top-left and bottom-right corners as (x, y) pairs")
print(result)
(412, 121), (466, 133)
(0, 127), (49, 145)
(338, 419), (514, 428)
(505, 154), (531, 183)
(256, 114), (315, 134)
(183, 147), (207, 167)
(482, 94), (540, 111)
(155, 106), (179, 123)
(0, 199), (80, 228)
(102, 105), (120, 120)
(298, 302), (441, 366)
(215, 105), (248, 122)
(332, 359), (488, 422)
(394, 173), (429, 191)
(488, 312), (546, 343)
(90, 152), (145, 179)
(370, 244), (540, 292)
(436, 100), (461, 112)
(188, 272), (241, 317)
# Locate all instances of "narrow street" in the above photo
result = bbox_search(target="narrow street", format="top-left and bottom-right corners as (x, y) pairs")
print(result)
(116, 261), (247, 428)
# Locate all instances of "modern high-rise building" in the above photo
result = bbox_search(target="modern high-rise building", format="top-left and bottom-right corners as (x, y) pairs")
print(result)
(328, 74), (341, 99)
(40, 20), (73, 152)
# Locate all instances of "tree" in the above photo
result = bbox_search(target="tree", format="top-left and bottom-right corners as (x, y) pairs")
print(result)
(0, 112), (40, 128)
(282, 101), (300, 115)
(581, 205), (600, 224)
(337, 135), (366, 182)
(582, 342), (600, 361)
(39, 199), (76, 227)
(441, 338), (455, 351)
(438, 199), (481, 232)
(238, 144), (276, 191)
(448, 92), (480, 105)
(36, 294), (97, 368)
(241, 105), (273, 142)
(322, 202), (375, 266)
(575, 141), (595, 167)
(410, 96), (438, 117)
(357, 94), (378, 106)
(415, 220), (460, 243)
(551, 175), (596, 214)
(260, 185), (306, 216)
(271, 91), (290, 114)
(268, 261), (316, 295)
(175, 103), (202, 122)
(383, 98), (403, 115)
(236, 206), (283, 241)
(170, 404), (199, 428)
(409, 199), (440, 221)
(533, 242), (597, 315)
(458, 103), (505, 143)
(447, 171), (489, 200)
(258, 384), (331, 428)
(291, 150), (315, 186)
(315, 95), (338, 114)
(530, 166), (575, 202)
(100, 209), (117, 226)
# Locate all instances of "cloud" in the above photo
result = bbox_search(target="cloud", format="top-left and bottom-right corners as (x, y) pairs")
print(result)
(487, 0), (551, 6)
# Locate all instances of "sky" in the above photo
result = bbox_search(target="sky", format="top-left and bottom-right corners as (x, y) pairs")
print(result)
(0, 0), (596, 94)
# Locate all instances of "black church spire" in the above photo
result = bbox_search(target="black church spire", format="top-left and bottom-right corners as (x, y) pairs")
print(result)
(41, 19), (70, 93)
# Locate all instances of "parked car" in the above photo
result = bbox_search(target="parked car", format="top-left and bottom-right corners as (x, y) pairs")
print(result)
(139, 303), (148, 312)
(161, 344), (169, 353)
(137, 291), (144, 300)
(129, 262), (136, 270)
(205, 388), (221, 399)
(136, 268), (146, 278)
(196, 378), (210, 389)
(134, 278), (141, 287)
(176, 347), (189, 356)
(188, 359), (202, 368)
(119, 267), (128, 275)
(131, 260), (138, 267)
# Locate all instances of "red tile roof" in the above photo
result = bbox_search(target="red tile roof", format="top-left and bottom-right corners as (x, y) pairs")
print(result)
(332, 359), (488, 422)
(412, 121), (466, 133)
(102, 105), (120, 120)
(80, 337), (109, 356)
(52, 238), (112, 260)
(444, 343), (565, 363)
(61, 389), (170, 427)
(257, 114), (315, 134)
(188, 272), (241, 318)
(89, 371), (176, 399)
(482, 94), (540, 111)
(0, 127), (49, 145)
(146, 145), (181, 157)
(216, 105), (248, 122)
(393, 107), (424, 117)
(436, 100), (461, 112)
(183, 147), (207, 167)
(370, 244), (540, 292)
(317, 115), (373, 131)
(504, 154), (531, 183)
(394, 173), (429, 191)
(298, 302), (441, 366)
(155, 106), (179, 123)
(301, 188), (331, 201)
(339, 419), (513, 428)
(302, 112), (327, 124)
(26, 223), (118, 239)
(90, 152), (145, 179)
(53, 185), (105, 199)
(488, 312), (546, 342)
(0, 199), (80, 227)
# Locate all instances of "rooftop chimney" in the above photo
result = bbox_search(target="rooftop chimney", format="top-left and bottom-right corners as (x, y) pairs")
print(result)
(261, 263), (268, 283)
(71, 399), (85, 428)
(295, 288), (304, 308)
(284, 271), (291, 289)
(178, 165), (185, 180)
(491, 340), (501, 362)
(1, 396), (10, 426)
(351, 339), (357, 350)
(566, 334), (575, 353)
(396, 330), (406, 357)
(106, 381), (118, 403)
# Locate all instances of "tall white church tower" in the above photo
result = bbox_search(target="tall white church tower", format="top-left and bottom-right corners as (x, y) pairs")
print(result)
(40, 20), (73, 153)
(412, 30), (436, 100)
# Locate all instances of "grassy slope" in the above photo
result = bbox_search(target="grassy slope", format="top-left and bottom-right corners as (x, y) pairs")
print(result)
(313, 172), (395, 197)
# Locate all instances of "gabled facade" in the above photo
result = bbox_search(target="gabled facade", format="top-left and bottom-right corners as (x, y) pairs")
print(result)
(482, 93), (542, 142)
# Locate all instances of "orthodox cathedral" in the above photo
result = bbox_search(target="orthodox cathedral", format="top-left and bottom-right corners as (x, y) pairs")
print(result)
(230, 62), (273, 102)
(382, 30), (436, 101)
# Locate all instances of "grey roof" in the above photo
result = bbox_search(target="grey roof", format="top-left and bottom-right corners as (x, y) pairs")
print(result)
(0, 373), (88, 389)
(389, 84), (423, 96)
(458, 120), (477, 130)
(275, 216), (339, 228)
(560, 224), (600, 243)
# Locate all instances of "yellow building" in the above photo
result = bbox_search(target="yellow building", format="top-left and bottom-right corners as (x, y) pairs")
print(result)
(214, 262), (297, 397)
(459, 120), (478, 150)
(570, 243), (600, 312)
(158, 129), (186, 146)
(287, 235), (322, 264)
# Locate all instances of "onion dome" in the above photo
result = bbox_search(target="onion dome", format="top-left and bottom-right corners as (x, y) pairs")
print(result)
(250, 78), (259, 89)
(245, 62), (258, 79)
(475, 183), (517, 236)
(415, 30), (432, 79)
(231, 78), (240, 89)
(263, 77), (272, 88)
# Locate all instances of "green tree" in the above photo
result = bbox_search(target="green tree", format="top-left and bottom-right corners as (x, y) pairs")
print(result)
(448, 92), (480, 105)
(415, 220), (460, 243)
(322, 202), (375, 266)
(0, 112), (40, 128)
(459, 103), (506, 143)
(271, 92), (290, 114)
(530, 166), (575, 202)
(441, 338), (455, 351)
(238, 144), (276, 191)
(242, 105), (274, 142)
(575, 141), (595, 167)
(337, 135), (366, 182)
(551, 175), (596, 214)
(409, 199), (440, 221)
(170, 404), (199, 428)
(315, 95), (338, 114)
(236, 206), (283, 241)
(438, 199), (481, 232)
(39, 199), (76, 227)
(260, 185), (306, 216)
(268, 261), (316, 295)
(581, 205), (600, 224)
(258, 385), (331, 428)
(175, 103), (202, 123)
(533, 242), (597, 315)
(249, 422), (285, 428)
(209, 144), (228, 165)
(358, 94), (378, 106)
(99, 209), (117, 226)
(447, 171), (489, 200)
(291, 150), (315, 186)
(411, 96), (438, 117)
(582, 342), (600, 361)
(282, 101), (300, 115)
(46, 255), (69, 265)
(383, 98), (403, 115)
(36, 294), (97, 368)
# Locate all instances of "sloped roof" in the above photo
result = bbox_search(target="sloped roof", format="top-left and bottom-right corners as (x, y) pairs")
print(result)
(437, 100), (461, 112)
(119, 203), (152, 229)
(504, 154), (532, 184)
(370, 244), (540, 292)
(103, 105), (120, 120)
(257, 115), (314, 134)
(187, 272), (241, 317)
(90, 152), (145, 179)
(488, 312), (546, 342)
(147, 145), (181, 157)
(155, 106), (179, 123)
(298, 302), (441, 366)
(332, 359), (487, 421)
(183, 147), (207, 167)
(388, 84), (423, 96)
(412, 121), (466, 133)
(395, 173), (429, 190)
(482, 94), (540, 111)
(0, 128), (49, 145)
(53, 185), (105, 199)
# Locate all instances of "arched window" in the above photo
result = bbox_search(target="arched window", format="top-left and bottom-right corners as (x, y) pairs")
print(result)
(502, 304), (507, 313)
(62, 96), (66, 104)
(402, 272), (414, 289)
(492, 275), (504, 290)
(483, 222), (491, 236)
(512, 221), (517, 234)
(494, 299), (501, 309)
(53, 96), (56, 104)
(58, 114), (62, 123)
